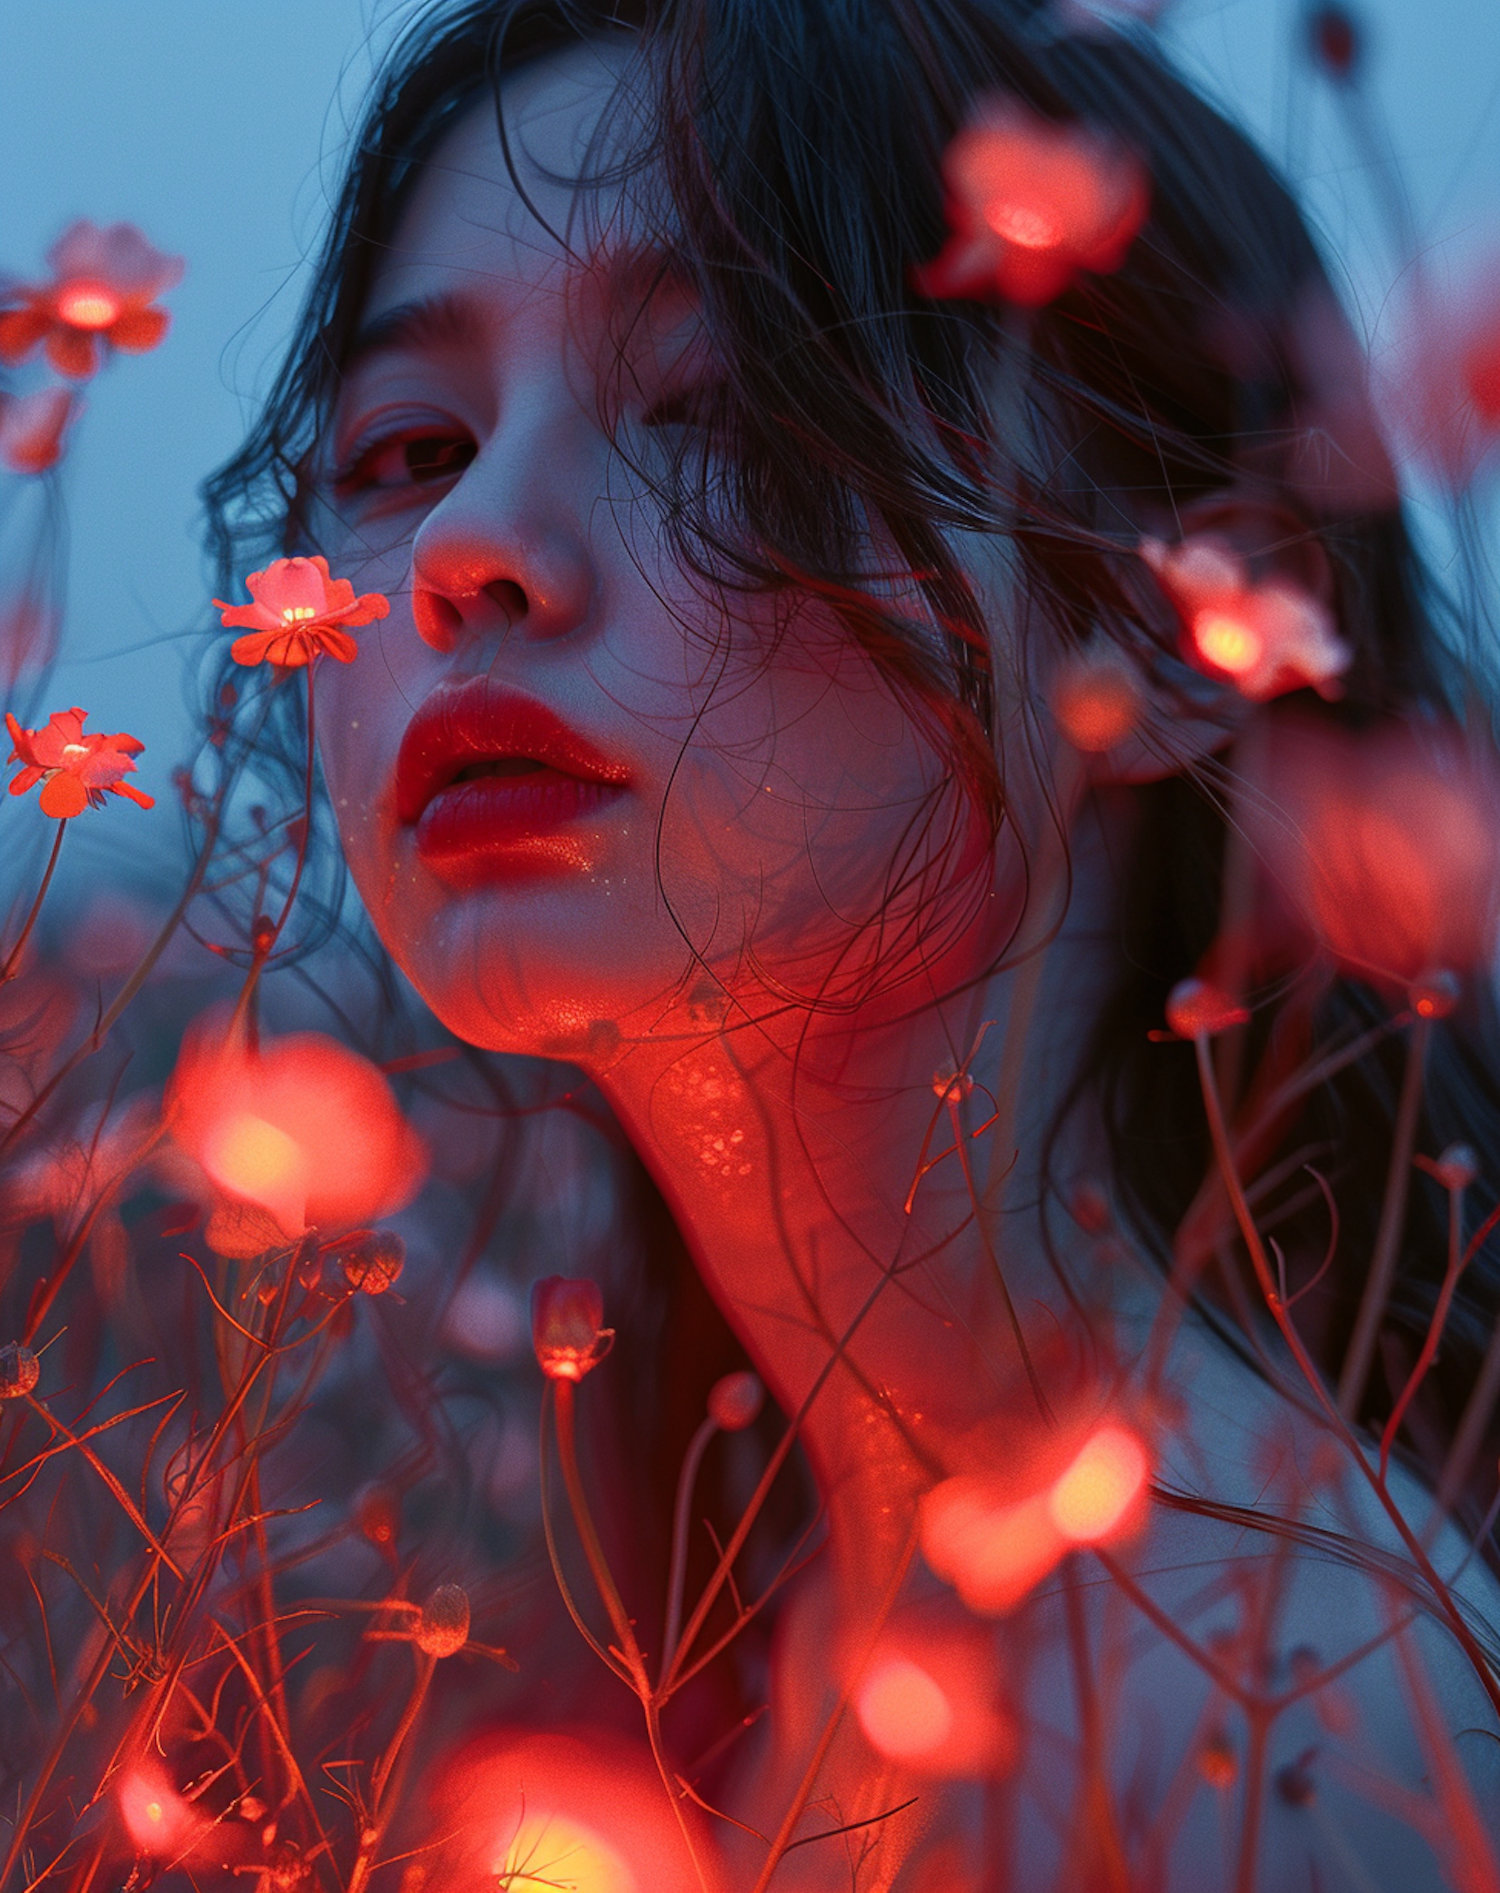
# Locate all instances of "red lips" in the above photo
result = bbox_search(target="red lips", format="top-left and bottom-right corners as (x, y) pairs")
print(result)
(396, 677), (629, 878)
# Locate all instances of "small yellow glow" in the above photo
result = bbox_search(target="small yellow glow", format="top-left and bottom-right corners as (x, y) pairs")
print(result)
(145, 1800), (163, 1823)
(280, 605), (318, 623)
(57, 284), (121, 329)
(1193, 611), (1262, 676)
(1048, 1424), (1149, 1544)
(491, 1811), (638, 1893)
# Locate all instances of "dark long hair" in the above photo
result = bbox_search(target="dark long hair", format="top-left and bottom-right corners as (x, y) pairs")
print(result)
(202, 0), (1500, 1551)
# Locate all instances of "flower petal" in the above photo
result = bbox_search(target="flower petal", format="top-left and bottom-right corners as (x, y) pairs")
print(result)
(313, 626), (359, 663)
(44, 326), (100, 380)
(39, 772), (88, 818)
(215, 598), (282, 633)
(0, 304), (51, 365)
(108, 780), (155, 808)
(108, 305), (170, 354)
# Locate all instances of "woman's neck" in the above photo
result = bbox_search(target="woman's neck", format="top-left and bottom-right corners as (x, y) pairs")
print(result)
(589, 801), (1126, 1606)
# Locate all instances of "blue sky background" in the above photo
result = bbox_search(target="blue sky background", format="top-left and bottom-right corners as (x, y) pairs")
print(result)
(0, 0), (1496, 892)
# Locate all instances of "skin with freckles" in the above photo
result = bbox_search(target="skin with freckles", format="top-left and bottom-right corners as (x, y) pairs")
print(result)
(311, 42), (1500, 1893)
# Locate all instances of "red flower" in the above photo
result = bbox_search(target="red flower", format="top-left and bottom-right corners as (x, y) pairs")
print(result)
(530, 1275), (615, 1382)
(165, 1009), (428, 1240)
(0, 386), (77, 475)
(5, 706), (153, 817)
(914, 98), (1147, 308)
(1164, 977), (1250, 1040)
(921, 1418), (1151, 1616)
(215, 555), (389, 667)
(0, 221), (183, 380)
(1243, 716), (1500, 991)
(1140, 535), (1351, 702)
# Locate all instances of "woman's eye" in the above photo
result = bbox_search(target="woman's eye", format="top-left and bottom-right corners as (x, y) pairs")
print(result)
(336, 430), (477, 494)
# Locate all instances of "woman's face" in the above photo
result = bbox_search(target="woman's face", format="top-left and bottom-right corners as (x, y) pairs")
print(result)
(314, 42), (979, 1060)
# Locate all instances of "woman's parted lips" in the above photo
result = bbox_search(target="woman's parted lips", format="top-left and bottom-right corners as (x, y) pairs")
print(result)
(394, 676), (632, 825)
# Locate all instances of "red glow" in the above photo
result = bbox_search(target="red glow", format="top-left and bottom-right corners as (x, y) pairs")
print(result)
(215, 555), (389, 668)
(0, 221), (182, 379)
(1165, 977), (1249, 1040)
(852, 1608), (1014, 1777)
(857, 1657), (954, 1757)
(166, 1009), (427, 1238)
(118, 1763), (198, 1857)
(1051, 650), (1142, 753)
(1140, 536), (1350, 702)
(434, 1731), (707, 1892)
(1243, 717), (1500, 990)
(55, 282), (121, 330)
(923, 1416), (1153, 1612)
(1047, 1423), (1150, 1543)
(5, 706), (152, 816)
(915, 97), (1147, 308)
(920, 1477), (1064, 1616)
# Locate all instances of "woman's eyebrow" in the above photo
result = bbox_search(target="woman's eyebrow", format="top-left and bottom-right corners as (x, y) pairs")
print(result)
(344, 291), (487, 371)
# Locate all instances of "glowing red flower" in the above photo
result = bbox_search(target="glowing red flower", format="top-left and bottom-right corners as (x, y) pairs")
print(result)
(1165, 977), (1250, 1040)
(914, 98), (1147, 308)
(436, 1730), (707, 1891)
(215, 555), (388, 668)
(165, 1009), (427, 1240)
(0, 386), (77, 475)
(117, 1761), (203, 1859)
(852, 1606), (1014, 1779)
(5, 706), (153, 817)
(1243, 717), (1500, 991)
(1050, 647), (1143, 753)
(530, 1275), (615, 1382)
(0, 221), (183, 381)
(1140, 536), (1351, 702)
(921, 1419), (1151, 1615)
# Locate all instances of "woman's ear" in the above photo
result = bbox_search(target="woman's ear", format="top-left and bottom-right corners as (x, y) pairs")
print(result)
(1051, 490), (1340, 787)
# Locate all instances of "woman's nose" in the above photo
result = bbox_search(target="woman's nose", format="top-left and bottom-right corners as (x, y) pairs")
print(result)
(408, 410), (596, 655)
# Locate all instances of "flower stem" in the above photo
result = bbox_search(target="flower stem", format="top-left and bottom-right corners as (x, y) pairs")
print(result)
(1338, 1015), (1430, 1417)
(552, 1377), (648, 1688)
(0, 817), (66, 984)
(663, 1413), (718, 1675)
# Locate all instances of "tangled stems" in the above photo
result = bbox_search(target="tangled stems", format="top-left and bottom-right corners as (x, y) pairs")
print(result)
(1189, 1028), (1500, 1723)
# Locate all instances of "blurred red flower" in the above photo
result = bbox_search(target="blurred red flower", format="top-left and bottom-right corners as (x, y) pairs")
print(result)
(1140, 535), (1351, 702)
(215, 555), (388, 668)
(0, 221), (183, 380)
(914, 98), (1147, 308)
(0, 386), (77, 475)
(1244, 716), (1500, 991)
(921, 1418), (1150, 1615)
(5, 706), (153, 817)
(530, 1275), (615, 1382)
(1382, 257), (1500, 483)
(165, 1009), (427, 1241)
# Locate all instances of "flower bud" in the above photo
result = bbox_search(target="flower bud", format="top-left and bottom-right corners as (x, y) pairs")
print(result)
(0, 1343), (39, 1400)
(354, 1481), (400, 1552)
(335, 1229), (405, 1296)
(416, 1582), (471, 1659)
(708, 1371), (765, 1432)
(530, 1276), (615, 1382)
(1165, 978), (1249, 1040)
(931, 1065), (975, 1103)
(1420, 1143), (1479, 1193)
(1308, 5), (1360, 79)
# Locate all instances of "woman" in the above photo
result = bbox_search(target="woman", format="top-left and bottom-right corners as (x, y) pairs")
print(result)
(203, 0), (1500, 1884)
